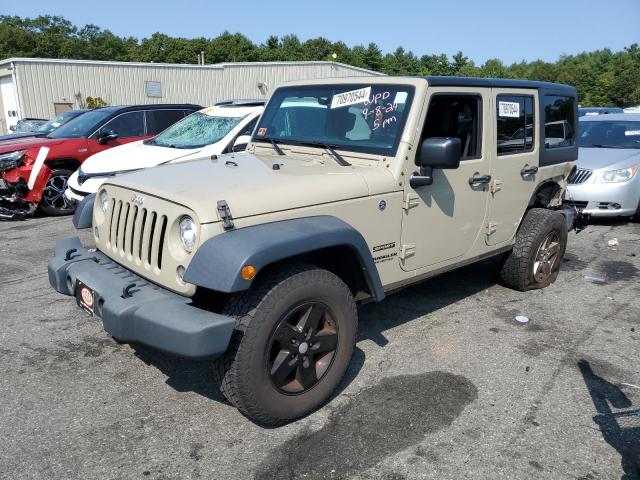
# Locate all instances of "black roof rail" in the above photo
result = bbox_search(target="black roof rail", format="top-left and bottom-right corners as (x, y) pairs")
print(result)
(422, 76), (576, 94)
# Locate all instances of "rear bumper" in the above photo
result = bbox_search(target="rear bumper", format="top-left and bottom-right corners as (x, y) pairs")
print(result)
(48, 237), (236, 359)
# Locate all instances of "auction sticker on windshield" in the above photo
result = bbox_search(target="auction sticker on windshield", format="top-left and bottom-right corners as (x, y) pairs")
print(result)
(498, 101), (520, 118)
(331, 87), (371, 109)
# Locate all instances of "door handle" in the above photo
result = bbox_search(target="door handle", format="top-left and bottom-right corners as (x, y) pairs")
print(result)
(468, 173), (492, 186)
(521, 164), (539, 176)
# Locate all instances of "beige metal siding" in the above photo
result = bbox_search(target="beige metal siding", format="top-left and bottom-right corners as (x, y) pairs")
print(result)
(12, 60), (381, 120)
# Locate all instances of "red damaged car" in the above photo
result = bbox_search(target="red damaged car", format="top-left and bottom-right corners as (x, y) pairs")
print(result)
(0, 103), (200, 219)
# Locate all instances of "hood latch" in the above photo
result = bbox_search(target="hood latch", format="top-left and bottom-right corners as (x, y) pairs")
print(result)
(217, 200), (235, 230)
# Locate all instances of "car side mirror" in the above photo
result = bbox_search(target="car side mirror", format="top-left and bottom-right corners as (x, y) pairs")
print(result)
(232, 135), (251, 152)
(98, 129), (118, 145)
(9, 125), (16, 132)
(410, 137), (462, 188)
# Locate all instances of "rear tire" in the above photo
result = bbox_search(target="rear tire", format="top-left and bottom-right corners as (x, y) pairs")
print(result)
(39, 169), (76, 216)
(500, 208), (568, 291)
(213, 263), (357, 426)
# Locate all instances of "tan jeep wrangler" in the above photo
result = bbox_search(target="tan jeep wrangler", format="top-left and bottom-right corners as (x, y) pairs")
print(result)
(49, 76), (580, 426)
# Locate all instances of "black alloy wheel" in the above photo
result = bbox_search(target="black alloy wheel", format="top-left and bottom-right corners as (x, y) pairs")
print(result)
(39, 169), (75, 216)
(267, 302), (338, 394)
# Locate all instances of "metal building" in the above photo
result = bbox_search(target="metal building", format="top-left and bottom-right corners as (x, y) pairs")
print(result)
(0, 58), (382, 133)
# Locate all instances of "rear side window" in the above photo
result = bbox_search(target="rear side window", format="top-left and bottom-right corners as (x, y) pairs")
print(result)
(421, 94), (482, 160)
(496, 95), (534, 155)
(146, 109), (188, 135)
(100, 111), (145, 138)
(544, 95), (575, 149)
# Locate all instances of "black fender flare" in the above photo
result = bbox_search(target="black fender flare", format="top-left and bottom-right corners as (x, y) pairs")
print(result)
(72, 193), (95, 229)
(183, 216), (385, 301)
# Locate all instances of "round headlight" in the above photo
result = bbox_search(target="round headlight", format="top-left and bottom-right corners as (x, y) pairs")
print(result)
(179, 216), (197, 252)
(99, 190), (109, 213)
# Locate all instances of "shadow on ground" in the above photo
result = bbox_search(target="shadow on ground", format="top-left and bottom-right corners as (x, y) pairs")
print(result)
(579, 359), (640, 480)
(254, 372), (478, 480)
(129, 260), (497, 411)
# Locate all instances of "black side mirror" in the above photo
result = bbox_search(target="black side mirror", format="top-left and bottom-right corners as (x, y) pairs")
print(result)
(98, 129), (118, 145)
(410, 137), (462, 188)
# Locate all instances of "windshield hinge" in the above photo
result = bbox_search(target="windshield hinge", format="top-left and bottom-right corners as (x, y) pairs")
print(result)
(217, 200), (234, 230)
(403, 193), (420, 211)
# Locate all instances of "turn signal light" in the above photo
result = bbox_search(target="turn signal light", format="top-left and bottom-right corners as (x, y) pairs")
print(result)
(241, 265), (256, 281)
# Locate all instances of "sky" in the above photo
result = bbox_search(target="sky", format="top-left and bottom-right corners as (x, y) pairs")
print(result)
(3, 0), (639, 65)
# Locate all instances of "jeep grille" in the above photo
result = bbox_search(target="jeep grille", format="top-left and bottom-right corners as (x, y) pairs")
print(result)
(106, 199), (168, 270)
(95, 185), (199, 296)
(568, 168), (592, 185)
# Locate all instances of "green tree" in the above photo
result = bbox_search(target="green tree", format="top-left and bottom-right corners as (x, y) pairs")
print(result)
(2, 15), (640, 107)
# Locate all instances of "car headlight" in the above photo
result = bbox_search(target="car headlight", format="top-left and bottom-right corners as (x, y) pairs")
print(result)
(98, 190), (109, 213)
(0, 150), (26, 171)
(179, 216), (197, 252)
(595, 165), (638, 183)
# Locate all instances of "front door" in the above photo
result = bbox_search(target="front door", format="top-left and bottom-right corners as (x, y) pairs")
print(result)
(87, 110), (149, 155)
(400, 87), (492, 271)
(485, 89), (539, 246)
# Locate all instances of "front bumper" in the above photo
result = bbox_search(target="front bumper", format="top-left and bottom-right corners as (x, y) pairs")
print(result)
(48, 237), (236, 358)
(567, 179), (639, 217)
(0, 177), (36, 219)
(65, 170), (104, 203)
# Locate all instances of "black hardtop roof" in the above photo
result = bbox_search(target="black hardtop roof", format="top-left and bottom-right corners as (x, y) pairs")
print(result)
(94, 103), (202, 113)
(422, 76), (577, 95)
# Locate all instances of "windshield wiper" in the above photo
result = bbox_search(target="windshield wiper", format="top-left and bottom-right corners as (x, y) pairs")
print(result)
(588, 144), (623, 149)
(269, 138), (285, 156)
(254, 137), (285, 156)
(324, 144), (351, 166)
(292, 141), (351, 166)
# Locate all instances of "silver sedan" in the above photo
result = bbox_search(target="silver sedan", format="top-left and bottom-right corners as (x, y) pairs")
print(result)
(566, 113), (640, 219)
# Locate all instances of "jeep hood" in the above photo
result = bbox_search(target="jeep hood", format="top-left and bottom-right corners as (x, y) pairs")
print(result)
(81, 140), (205, 174)
(105, 152), (395, 223)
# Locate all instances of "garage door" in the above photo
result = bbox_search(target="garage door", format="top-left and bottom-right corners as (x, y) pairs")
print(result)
(0, 76), (19, 134)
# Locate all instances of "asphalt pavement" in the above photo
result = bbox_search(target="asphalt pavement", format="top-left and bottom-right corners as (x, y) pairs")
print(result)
(1, 215), (639, 480)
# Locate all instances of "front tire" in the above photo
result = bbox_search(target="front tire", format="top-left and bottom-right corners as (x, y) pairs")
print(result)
(213, 264), (357, 426)
(500, 208), (568, 291)
(39, 169), (76, 216)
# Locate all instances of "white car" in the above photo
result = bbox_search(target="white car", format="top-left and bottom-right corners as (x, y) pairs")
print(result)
(65, 101), (264, 203)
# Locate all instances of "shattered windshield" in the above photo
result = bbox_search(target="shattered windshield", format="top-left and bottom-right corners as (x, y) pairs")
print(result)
(149, 112), (243, 149)
(254, 84), (414, 156)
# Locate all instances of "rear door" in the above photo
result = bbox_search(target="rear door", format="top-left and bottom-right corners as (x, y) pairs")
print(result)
(400, 87), (492, 270)
(485, 89), (539, 246)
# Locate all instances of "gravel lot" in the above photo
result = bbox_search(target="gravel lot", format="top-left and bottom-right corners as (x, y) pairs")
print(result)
(1, 216), (639, 480)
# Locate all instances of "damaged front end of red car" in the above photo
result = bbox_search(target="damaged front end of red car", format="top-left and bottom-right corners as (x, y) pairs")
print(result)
(0, 149), (50, 220)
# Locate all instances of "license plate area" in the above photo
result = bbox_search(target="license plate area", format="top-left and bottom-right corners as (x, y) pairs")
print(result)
(76, 281), (98, 317)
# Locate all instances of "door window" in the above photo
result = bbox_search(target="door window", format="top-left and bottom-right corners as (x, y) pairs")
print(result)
(543, 95), (575, 148)
(496, 95), (534, 155)
(100, 111), (145, 138)
(146, 109), (188, 135)
(420, 95), (482, 160)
